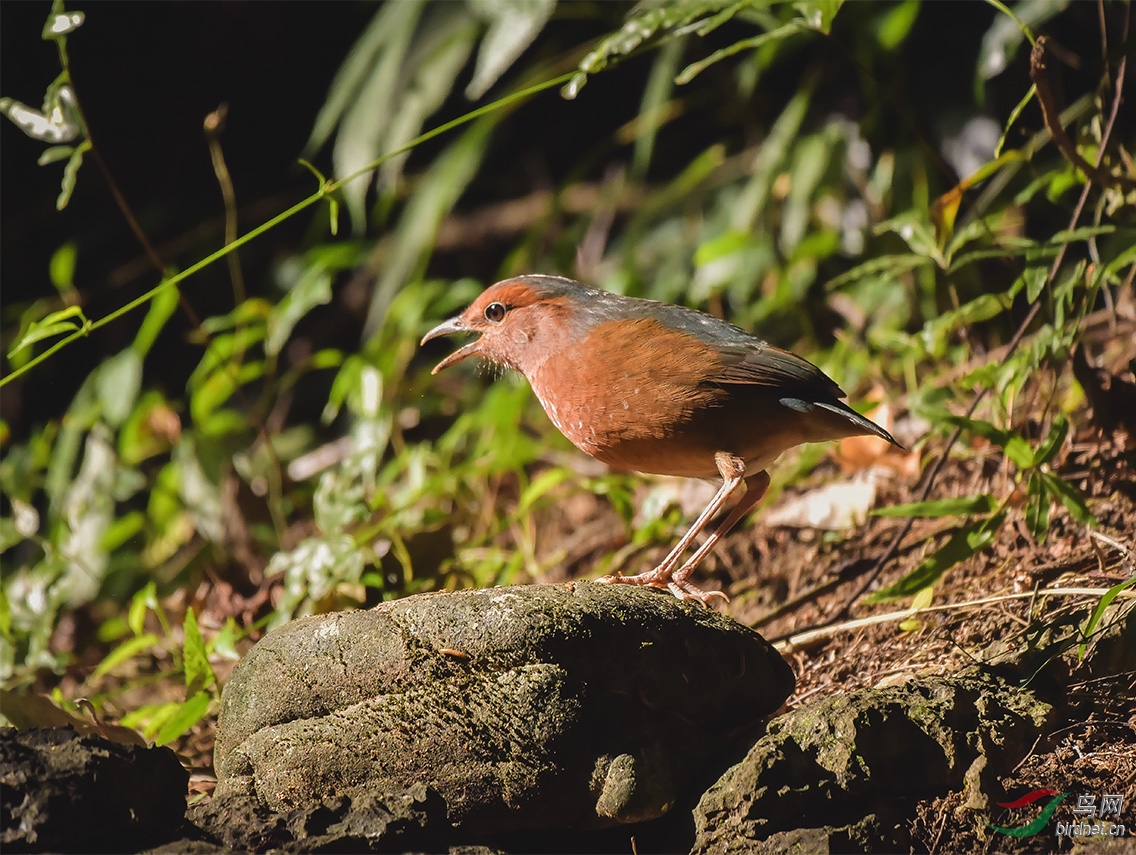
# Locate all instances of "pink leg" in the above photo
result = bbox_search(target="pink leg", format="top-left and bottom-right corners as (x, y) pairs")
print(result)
(667, 470), (770, 601)
(598, 454), (763, 604)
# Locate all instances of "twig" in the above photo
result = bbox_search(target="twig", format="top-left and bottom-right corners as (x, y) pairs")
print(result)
(775, 587), (1136, 650)
(1030, 36), (1136, 192)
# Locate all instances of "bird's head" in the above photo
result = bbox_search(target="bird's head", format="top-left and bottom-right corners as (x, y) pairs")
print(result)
(421, 275), (593, 376)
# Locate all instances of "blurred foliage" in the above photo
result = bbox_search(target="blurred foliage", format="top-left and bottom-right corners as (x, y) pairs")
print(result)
(1, 0), (1133, 745)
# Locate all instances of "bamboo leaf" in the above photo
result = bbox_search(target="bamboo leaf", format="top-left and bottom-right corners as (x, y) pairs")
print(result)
(154, 690), (212, 746)
(466, 0), (555, 100)
(1025, 469), (1050, 542)
(1078, 574), (1136, 661)
(865, 513), (1005, 602)
(92, 633), (160, 680)
(872, 494), (997, 518)
(1039, 472), (1097, 527)
(182, 607), (215, 694)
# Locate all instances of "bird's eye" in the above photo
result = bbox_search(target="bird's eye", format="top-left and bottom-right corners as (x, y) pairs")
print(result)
(484, 302), (507, 323)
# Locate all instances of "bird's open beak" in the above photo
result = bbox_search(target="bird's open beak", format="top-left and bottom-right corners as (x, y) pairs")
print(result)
(420, 316), (481, 375)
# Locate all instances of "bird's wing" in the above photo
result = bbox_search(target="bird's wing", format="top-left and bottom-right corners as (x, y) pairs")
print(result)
(712, 344), (847, 397)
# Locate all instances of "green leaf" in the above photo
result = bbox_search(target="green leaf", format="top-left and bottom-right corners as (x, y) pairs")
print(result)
(676, 22), (804, 85)
(37, 145), (75, 166)
(92, 633), (160, 680)
(872, 494), (997, 518)
(364, 113), (498, 334)
(1025, 469), (1050, 543)
(943, 415), (1034, 468)
(466, 0), (555, 99)
(266, 267), (333, 357)
(793, 0), (844, 33)
(1002, 434), (1035, 469)
(306, 1), (425, 153)
(977, 0), (1066, 81)
(566, 0), (746, 98)
(7, 306), (88, 357)
(190, 361), (265, 426)
(154, 690), (212, 746)
(1039, 472), (1097, 527)
(1078, 575), (1136, 661)
(57, 140), (90, 210)
(42, 7), (85, 39)
(874, 0), (920, 50)
(825, 253), (932, 291)
(211, 618), (241, 662)
(866, 513), (1005, 603)
(128, 581), (158, 637)
(918, 292), (1012, 358)
(98, 510), (145, 553)
(182, 607), (215, 693)
(133, 284), (179, 358)
(517, 468), (572, 518)
(901, 584), (935, 629)
(1020, 266), (1048, 303)
(96, 350), (143, 428)
(1033, 414), (1068, 466)
(48, 241), (78, 294)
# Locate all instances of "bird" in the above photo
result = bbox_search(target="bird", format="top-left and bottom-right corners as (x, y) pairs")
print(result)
(421, 274), (900, 604)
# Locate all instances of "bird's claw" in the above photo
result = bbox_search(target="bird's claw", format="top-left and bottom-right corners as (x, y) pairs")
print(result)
(595, 572), (728, 607)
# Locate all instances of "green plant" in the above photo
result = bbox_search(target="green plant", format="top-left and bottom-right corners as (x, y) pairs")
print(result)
(1, 0), (1132, 749)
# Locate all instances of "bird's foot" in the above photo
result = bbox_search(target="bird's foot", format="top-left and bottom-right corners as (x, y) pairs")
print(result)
(596, 571), (729, 606)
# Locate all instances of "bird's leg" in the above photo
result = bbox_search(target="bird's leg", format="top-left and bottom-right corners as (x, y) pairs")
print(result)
(667, 470), (770, 601)
(597, 452), (746, 600)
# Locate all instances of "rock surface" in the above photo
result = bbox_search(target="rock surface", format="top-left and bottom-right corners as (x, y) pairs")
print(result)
(691, 671), (1054, 853)
(0, 726), (188, 853)
(214, 582), (795, 835)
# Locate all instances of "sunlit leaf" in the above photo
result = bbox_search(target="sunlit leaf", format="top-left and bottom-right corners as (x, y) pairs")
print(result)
(42, 7), (85, 39)
(866, 513), (1005, 602)
(0, 96), (80, 143)
(133, 284), (179, 359)
(37, 144), (74, 166)
(976, 0), (1065, 81)
(1039, 472), (1096, 527)
(1078, 575), (1136, 661)
(566, 0), (745, 98)
(98, 510), (145, 553)
(154, 690), (212, 746)
(517, 467), (573, 517)
(1025, 470), (1050, 542)
(466, 0), (555, 100)
(267, 268), (333, 357)
(676, 22), (803, 85)
(92, 633), (160, 680)
(128, 581), (158, 637)
(48, 242), (78, 294)
(96, 350), (143, 428)
(182, 607), (215, 693)
(1033, 414), (1068, 466)
(874, 0), (919, 50)
(57, 139), (90, 210)
(792, 0), (843, 33)
(7, 305), (88, 357)
(872, 494), (997, 518)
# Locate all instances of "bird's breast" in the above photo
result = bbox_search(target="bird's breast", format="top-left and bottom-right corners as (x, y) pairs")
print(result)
(526, 318), (732, 477)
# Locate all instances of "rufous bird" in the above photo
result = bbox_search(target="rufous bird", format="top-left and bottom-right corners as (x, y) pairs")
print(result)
(422, 275), (899, 604)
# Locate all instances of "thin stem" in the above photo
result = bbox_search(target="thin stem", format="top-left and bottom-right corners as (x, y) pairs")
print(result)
(1, 71), (577, 389)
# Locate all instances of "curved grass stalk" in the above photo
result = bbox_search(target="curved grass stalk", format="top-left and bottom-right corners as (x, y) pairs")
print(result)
(0, 72), (575, 389)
